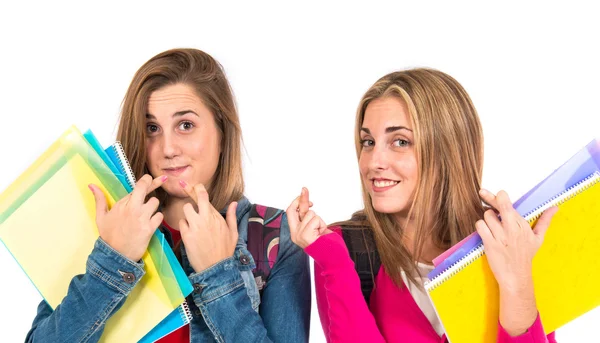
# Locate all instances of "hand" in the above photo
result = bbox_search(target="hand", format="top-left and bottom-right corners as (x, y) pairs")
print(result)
(476, 189), (558, 292)
(179, 182), (238, 273)
(286, 187), (332, 249)
(89, 174), (167, 262)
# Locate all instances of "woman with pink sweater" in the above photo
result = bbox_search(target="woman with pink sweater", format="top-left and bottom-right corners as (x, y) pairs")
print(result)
(286, 69), (558, 342)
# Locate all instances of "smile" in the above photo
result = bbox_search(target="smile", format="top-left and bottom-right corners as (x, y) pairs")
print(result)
(372, 179), (399, 192)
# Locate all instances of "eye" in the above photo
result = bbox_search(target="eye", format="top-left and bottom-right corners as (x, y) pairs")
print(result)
(360, 139), (374, 147)
(178, 121), (194, 131)
(146, 123), (160, 135)
(393, 139), (410, 147)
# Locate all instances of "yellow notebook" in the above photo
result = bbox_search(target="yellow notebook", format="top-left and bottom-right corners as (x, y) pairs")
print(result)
(0, 127), (188, 343)
(425, 172), (600, 343)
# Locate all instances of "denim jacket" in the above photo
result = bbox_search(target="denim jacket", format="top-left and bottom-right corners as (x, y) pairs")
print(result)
(25, 197), (311, 343)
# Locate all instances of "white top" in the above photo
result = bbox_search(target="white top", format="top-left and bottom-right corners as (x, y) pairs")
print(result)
(400, 262), (445, 336)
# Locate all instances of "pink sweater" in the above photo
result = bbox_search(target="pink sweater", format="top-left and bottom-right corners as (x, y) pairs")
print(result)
(305, 230), (557, 343)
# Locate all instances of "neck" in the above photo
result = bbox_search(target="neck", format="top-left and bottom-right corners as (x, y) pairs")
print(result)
(162, 197), (197, 231)
(397, 216), (444, 265)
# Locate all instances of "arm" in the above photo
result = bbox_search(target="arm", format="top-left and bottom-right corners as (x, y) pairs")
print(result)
(259, 213), (311, 342)
(188, 255), (273, 343)
(476, 189), (558, 343)
(25, 238), (145, 343)
(188, 213), (311, 343)
(305, 230), (385, 343)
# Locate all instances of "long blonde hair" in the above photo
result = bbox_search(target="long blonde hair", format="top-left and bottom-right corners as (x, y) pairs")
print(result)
(116, 48), (244, 210)
(340, 68), (485, 287)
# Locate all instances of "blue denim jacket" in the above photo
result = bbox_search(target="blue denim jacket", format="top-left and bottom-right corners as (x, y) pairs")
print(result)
(25, 197), (311, 342)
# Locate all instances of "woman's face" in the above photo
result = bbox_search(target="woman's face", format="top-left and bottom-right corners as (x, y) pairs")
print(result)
(358, 96), (418, 221)
(145, 83), (221, 199)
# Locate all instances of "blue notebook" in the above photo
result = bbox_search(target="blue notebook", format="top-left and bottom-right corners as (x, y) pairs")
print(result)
(139, 303), (193, 342)
(83, 130), (135, 192)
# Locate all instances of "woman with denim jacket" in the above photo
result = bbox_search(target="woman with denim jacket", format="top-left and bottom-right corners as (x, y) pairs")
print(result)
(285, 69), (559, 342)
(25, 48), (311, 343)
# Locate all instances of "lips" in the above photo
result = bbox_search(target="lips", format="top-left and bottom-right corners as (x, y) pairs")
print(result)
(371, 178), (400, 192)
(163, 166), (189, 176)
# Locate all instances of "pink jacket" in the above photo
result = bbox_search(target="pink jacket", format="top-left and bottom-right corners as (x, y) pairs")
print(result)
(305, 230), (557, 343)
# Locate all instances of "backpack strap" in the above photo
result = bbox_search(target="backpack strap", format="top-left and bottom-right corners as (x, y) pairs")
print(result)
(247, 204), (284, 295)
(340, 225), (381, 306)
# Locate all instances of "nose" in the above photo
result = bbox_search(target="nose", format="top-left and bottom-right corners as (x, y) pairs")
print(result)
(161, 131), (181, 159)
(368, 145), (389, 171)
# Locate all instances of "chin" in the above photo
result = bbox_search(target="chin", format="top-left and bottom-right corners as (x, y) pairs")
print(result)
(370, 198), (408, 215)
(160, 185), (189, 199)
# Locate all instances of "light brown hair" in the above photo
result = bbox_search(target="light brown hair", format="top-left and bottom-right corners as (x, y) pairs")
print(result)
(337, 68), (485, 287)
(116, 48), (244, 210)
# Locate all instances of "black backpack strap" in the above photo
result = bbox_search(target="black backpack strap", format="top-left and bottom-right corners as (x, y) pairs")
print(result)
(341, 226), (381, 306)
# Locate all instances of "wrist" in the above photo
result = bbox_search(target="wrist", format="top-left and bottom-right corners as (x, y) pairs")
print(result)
(192, 255), (232, 273)
(499, 273), (535, 303)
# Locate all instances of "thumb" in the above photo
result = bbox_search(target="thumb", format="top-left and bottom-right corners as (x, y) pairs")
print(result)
(88, 184), (108, 219)
(533, 206), (559, 240)
(226, 201), (238, 233)
(317, 217), (332, 236)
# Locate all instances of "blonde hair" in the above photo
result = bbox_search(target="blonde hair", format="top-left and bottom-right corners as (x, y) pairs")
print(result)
(116, 48), (244, 210)
(342, 68), (485, 287)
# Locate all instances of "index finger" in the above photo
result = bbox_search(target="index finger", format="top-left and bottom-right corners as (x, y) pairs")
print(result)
(130, 174), (153, 204)
(131, 175), (168, 204)
(146, 175), (168, 195)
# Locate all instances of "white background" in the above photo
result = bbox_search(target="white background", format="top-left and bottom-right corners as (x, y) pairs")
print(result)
(1, 1), (599, 342)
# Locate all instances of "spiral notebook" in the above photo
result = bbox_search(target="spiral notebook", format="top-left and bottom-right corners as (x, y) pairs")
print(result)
(425, 171), (600, 343)
(0, 126), (192, 343)
(84, 130), (194, 342)
(83, 130), (136, 192)
(430, 138), (600, 276)
(84, 129), (196, 342)
(139, 303), (193, 342)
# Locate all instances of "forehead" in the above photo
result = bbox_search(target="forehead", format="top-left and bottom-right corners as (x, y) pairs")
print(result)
(362, 97), (412, 130)
(147, 83), (205, 113)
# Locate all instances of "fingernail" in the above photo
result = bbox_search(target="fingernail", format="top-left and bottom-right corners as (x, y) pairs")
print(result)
(88, 184), (94, 192)
(161, 175), (168, 182)
(179, 180), (187, 188)
(302, 187), (306, 195)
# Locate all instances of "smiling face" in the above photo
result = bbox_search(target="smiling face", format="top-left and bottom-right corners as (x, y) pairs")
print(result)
(145, 83), (221, 199)
(358, 96), (418, 221)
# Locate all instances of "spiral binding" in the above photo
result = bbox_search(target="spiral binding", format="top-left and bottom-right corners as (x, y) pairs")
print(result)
(113, 141), (137, 190)
(425, 244), (485, 291)
(180, 301), (193, 323)
(523, 171), (600, 223)
(425, 171), (600, 292)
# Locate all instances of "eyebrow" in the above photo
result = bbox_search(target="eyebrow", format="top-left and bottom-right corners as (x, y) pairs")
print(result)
(146, 110), (199, 119)
(360, 126), (413, 134)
